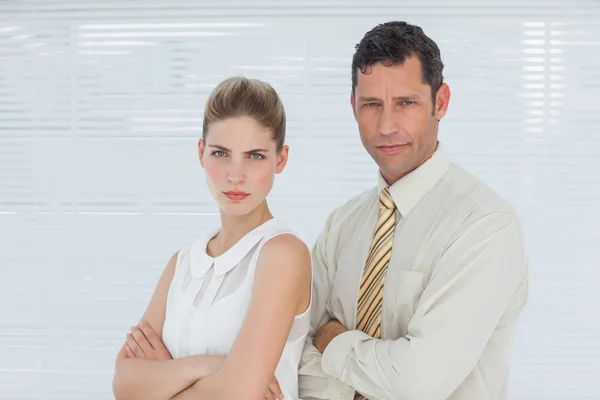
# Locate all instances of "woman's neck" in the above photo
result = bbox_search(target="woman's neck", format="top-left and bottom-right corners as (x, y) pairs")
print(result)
(209, 201), (273, 257)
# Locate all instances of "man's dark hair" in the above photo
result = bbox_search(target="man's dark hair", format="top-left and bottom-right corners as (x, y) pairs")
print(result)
(351, 21), (444, 110)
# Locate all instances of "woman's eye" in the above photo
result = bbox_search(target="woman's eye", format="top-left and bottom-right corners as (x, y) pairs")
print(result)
(214, 151), (226, 157)
(250, 153), (264, 160)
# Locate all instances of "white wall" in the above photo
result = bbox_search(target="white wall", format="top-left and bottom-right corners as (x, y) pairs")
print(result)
(1, 0), (599, 398)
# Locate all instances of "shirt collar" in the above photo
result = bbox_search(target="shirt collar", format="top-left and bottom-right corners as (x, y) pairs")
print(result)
(189, 218), (278, 278)
(377, 142), (451, 217)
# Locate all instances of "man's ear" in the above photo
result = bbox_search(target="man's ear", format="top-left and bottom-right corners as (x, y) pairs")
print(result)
(434, 83), (451, 121)
(350, 90), (358, 122)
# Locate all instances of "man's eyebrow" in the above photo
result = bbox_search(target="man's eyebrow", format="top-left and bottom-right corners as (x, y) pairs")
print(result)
(393, 95), (421, 101)
(357, 95), (421, 102)
(358, 96), (381, 102)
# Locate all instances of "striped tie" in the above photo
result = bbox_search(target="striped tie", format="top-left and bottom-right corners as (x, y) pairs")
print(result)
(356, 186), (396, 339)
(354, 187), (396, 400)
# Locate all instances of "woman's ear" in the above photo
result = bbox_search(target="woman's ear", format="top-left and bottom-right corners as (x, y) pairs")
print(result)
(275, 145), (289, 174)
(198, 138), (205, 167)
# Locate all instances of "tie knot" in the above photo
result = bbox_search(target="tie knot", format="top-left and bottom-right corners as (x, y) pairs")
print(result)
(379, 187), (395, 210)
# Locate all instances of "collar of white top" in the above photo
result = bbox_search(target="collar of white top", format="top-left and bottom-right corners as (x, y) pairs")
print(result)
(189, 218), (279, 278)
(377, 141), (451, 218)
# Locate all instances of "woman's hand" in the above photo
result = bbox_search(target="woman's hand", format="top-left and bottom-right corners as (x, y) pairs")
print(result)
(125, 319), (173, 361)
(125, 320), (283, 398)
(174, 375), (283, 400)
(265, 375), (284, 399)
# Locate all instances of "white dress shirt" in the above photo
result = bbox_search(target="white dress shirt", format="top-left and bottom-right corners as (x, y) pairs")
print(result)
(162, 218), (312, 400)
(298, 144), (528, 400)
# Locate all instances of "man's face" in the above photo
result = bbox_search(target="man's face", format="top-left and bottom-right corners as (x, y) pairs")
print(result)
(351, 56), (450, 184)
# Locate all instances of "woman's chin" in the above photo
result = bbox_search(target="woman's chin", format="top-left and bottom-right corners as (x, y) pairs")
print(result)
(217, 202), (256, 217)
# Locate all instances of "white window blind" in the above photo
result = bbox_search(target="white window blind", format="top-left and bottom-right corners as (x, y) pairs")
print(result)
(1, 1), (599, 398)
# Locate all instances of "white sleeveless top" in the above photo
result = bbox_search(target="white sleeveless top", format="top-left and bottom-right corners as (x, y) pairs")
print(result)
(162, 218), (312, 400)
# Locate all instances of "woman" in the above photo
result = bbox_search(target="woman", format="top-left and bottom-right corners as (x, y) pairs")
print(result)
(112, 76), (312, 400)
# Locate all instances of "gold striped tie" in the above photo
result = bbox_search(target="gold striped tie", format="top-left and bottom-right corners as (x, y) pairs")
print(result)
(356, 186), (396, 339)
(354, 187), (396, 400)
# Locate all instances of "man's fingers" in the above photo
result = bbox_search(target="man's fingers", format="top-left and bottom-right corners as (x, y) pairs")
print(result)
(125, 333), (145, 358)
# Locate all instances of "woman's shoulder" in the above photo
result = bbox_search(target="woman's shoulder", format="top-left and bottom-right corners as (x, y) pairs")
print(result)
(259, 218), (307, 253)
(261, 232), (310, 260)
(255, 222), (312, 279)
(254, 228), (312, 314)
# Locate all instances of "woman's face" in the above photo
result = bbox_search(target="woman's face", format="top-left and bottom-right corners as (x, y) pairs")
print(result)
(198, 116), (288, 216)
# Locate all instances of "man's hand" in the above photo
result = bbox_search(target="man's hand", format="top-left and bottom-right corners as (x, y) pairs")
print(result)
(314, 319), (348, 354)
(125, 319), (173, 361)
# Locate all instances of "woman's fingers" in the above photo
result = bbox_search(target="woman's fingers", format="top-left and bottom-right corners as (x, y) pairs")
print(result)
(267, 376), (284, 399)
(125, 343), (135, 358)
(130, 326), (154, 356)
(125, 333), (145, 358)
(138, 320), (172, 360)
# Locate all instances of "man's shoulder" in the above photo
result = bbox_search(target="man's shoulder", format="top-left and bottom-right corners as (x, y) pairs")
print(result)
(327, 186), (378, 225)
(443, 162), (519, 221)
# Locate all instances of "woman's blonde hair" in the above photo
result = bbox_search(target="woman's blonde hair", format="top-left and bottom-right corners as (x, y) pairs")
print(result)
(202, 76), (286, 152)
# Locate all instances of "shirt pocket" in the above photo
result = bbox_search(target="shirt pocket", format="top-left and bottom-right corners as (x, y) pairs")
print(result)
(384, 269), (430, 338)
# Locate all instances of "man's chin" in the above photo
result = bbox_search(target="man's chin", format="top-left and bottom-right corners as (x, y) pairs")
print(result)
(378, 162), (415, 183)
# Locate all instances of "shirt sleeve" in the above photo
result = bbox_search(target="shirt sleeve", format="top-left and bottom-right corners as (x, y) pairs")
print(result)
(320, 211), (529, 400)
(298, 208), (356, 400)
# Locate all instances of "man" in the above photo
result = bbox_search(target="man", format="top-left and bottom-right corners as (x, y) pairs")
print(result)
(298, 21), (528, 400)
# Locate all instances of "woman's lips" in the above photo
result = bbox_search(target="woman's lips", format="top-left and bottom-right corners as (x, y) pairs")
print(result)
(224, 191), (250, 201)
